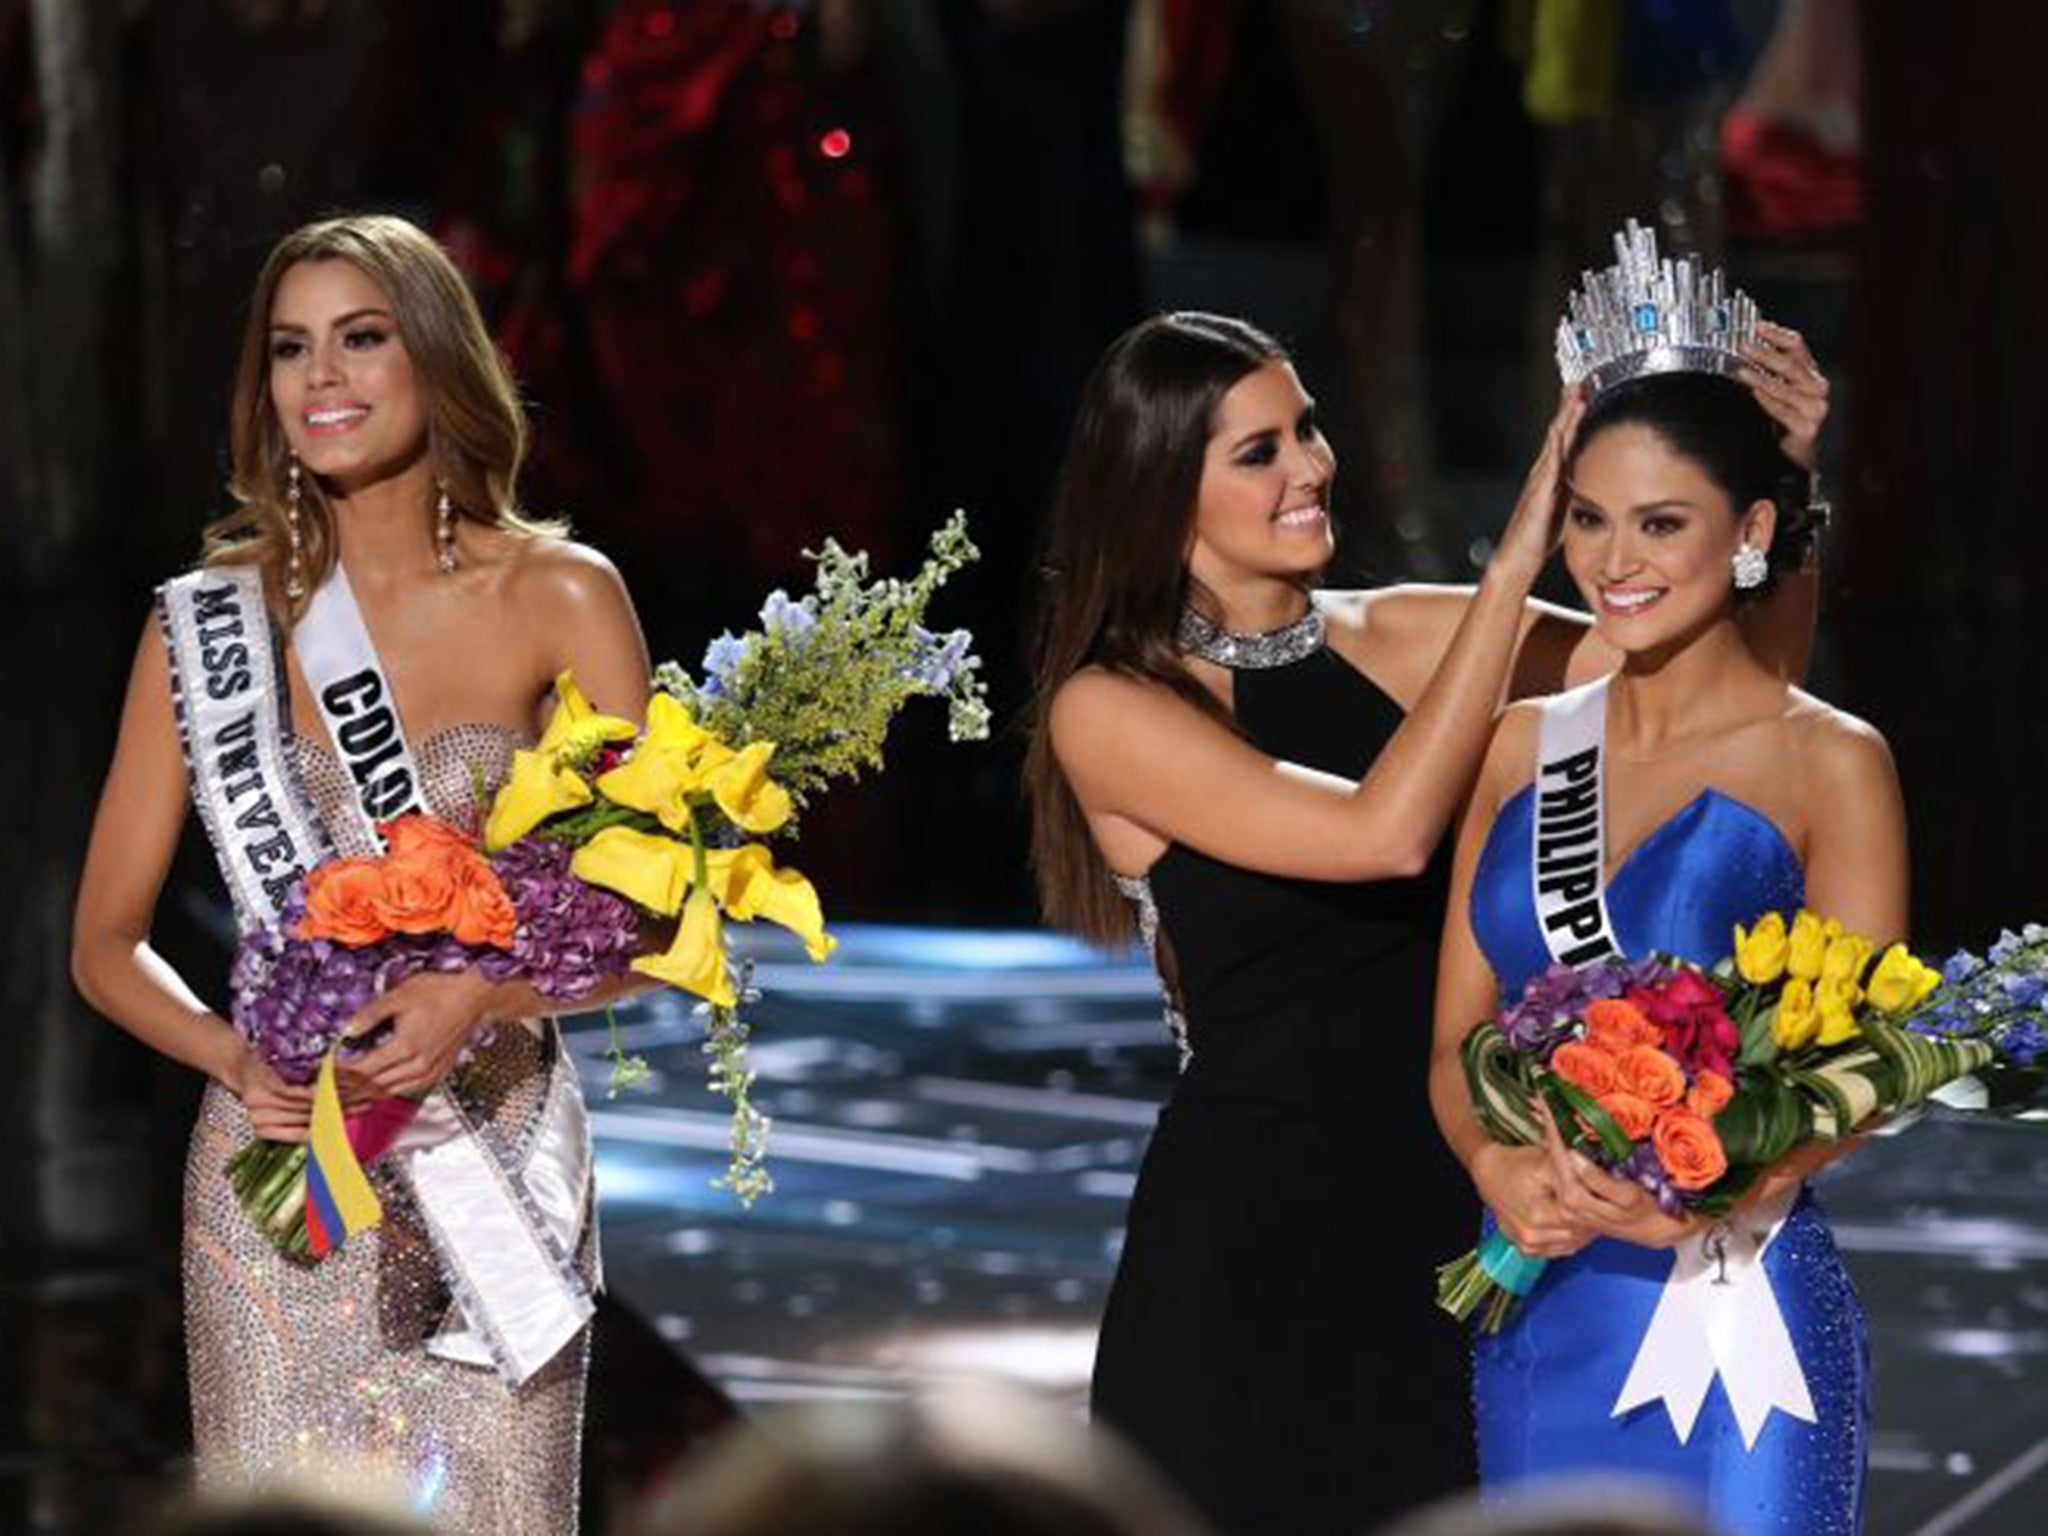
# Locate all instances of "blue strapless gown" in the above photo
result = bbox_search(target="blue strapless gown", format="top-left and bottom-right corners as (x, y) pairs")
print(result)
(1469, 787), (1870, 1533)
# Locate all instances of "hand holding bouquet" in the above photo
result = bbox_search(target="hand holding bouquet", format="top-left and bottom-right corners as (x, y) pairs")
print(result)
(1440, 912), (2048, 1330)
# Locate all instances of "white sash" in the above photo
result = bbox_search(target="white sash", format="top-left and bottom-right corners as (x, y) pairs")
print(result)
(163, 561), (595, 1387)
(1531, 677), (1621, 968)
(1529, 678), (1815, 1448)
(294, 561), (428, 840)
(157, 568), (329, 930)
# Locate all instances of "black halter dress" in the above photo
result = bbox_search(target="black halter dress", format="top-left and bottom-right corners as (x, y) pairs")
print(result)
(1091, 638), (1475, 1536)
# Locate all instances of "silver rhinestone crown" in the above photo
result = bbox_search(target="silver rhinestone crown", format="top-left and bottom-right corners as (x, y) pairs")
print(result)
(1556, 219), (1758, 396)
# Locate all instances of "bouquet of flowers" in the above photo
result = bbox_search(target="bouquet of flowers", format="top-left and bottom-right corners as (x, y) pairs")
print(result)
(228, 514), (989, 1252)
(1438, 912), (2048, 1331)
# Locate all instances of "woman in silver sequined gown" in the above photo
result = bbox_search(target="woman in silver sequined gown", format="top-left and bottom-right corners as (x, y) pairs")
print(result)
(72, 216), (655, 1532)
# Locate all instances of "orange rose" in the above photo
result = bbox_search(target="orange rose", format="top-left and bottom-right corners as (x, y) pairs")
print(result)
(1687, 1070), (1735, 1120)
(1615, 1045), (1687, 1108)
(369, 845), (465, 934)
(1552, 1040), (1620, 1097)
(297, 858), (394, 945)
(1595, 1091), (1658, 1140)
(1585, 998), (1662, 1053)
(447, 857), (519, 948)
(381, 814), (478, 860)
(1653, 1110), (1729, 1192)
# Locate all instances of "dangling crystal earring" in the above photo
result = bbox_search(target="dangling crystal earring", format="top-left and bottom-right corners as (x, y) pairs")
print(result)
(285, 454), (307, 602)
(1732, 542), (1769, 591)
(436, 485), (458, 574)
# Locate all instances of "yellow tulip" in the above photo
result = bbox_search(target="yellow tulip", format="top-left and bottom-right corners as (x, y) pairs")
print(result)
(1773, 977), (1820, 1050)
(1867, 944), (1942, 1014)
(571, 826), (692, 916)
(706, 845), (835, 961)
(535, 670), (638, 763)
(705, 741), (793, 835)
(1815, 975), (1864, 1046)
(1734, 912), (1791, 985)
(1821, 932), (1876, 990)
(1786, 911), (1834, 982)
(484, 749), (593, 851)
(633, 889), (735, 1007)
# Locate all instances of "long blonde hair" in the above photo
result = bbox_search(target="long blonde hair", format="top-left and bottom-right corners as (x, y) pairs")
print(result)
(204, 213), (562, 613)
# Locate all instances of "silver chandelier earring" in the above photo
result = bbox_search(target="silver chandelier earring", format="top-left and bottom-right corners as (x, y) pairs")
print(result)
(285, 454), (307, 602)
(1732, 542), (1769, 591)
(436, 485), (458, 574)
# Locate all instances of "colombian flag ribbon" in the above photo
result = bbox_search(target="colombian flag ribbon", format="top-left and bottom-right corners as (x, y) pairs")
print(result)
(304, 1050), (385, 1257)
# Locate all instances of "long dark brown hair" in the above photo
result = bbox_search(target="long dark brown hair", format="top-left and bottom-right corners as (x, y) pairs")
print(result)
(204, 213), (563, 616)
(1024, 312), (1289, 944)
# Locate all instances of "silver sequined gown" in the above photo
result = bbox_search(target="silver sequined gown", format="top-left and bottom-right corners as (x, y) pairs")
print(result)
(183, 724), (594, 1532)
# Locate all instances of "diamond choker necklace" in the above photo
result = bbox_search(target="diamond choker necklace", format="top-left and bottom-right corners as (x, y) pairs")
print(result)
(1176, 604), (1327, 670)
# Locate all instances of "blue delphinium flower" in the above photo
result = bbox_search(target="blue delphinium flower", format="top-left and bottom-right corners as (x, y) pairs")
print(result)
(700, 632), (751, 699)
(760, 590), (817, 644)
(1942, 950), (1986, 986)
(1999, 1020), (2048, 1067)
(904, 625), (976, 691)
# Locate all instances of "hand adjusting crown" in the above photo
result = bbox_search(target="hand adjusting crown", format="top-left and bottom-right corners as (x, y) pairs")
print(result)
(1556, 219), (1758, 396)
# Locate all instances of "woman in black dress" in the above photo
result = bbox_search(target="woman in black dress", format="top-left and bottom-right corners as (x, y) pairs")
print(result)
(1024, 312), (1827, 1536)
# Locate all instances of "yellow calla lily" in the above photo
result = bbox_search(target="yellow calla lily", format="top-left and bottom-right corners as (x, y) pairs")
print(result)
(641, 691), (712, 757)
(570, 826), (692, 916)
(596, 745), (697, 822)
(705, 741), (793, 835)
(704, 845), (835, 962)
(1866, 943), (1942, 1015)
(633, 889), (735, 1007)
(484, 748), (594, 851)
(536, 670), (638, 763)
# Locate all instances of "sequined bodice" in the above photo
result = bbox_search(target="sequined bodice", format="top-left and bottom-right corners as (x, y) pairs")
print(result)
(288, 722), (525, 857)
(1471, 785), (1806, 994)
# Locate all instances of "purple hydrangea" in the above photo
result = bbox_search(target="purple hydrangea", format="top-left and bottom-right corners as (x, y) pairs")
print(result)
(232, 839), (641, 1078)
(230, 882), (412, 1084)
(478, 837), (641, 1000)
(1498, 955), (1670, 1057)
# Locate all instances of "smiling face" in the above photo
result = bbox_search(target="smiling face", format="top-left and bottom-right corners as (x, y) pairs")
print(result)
(267, 258), (429, 493)
(1185, 359), (1336, 596)
(1562, 421), (1776, 655)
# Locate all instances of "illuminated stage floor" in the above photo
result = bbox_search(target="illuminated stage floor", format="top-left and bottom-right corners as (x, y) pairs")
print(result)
(567, 925), (2048, 1536)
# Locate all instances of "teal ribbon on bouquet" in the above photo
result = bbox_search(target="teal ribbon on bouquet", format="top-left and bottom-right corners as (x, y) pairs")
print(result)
(1476, 1230), (1548, 1298)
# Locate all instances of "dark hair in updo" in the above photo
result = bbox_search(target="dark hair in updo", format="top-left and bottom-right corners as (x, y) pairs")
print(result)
(1567, 372), (1817, 600)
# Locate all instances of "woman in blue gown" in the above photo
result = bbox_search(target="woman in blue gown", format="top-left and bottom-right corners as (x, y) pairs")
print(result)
(1429, 357), (1906, 1533)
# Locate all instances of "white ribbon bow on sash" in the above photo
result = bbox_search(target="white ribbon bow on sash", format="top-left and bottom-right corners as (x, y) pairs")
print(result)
(1612, 1186), (1815, 1447)
(1531, 680), (1817, 1450)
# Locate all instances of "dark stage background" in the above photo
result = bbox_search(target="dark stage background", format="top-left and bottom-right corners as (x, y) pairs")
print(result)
(2, 1), (2045, 1532)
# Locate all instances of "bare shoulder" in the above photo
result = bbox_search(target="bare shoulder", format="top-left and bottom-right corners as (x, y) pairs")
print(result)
(1485, 699), (1544, 795)
(1051, 666), (1176, 740)
(1049, 666), (1222, 765)
(501, 534), (632, 618)
(1784, 690), (1899, 796)
(1320, 584), (1476, 705)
